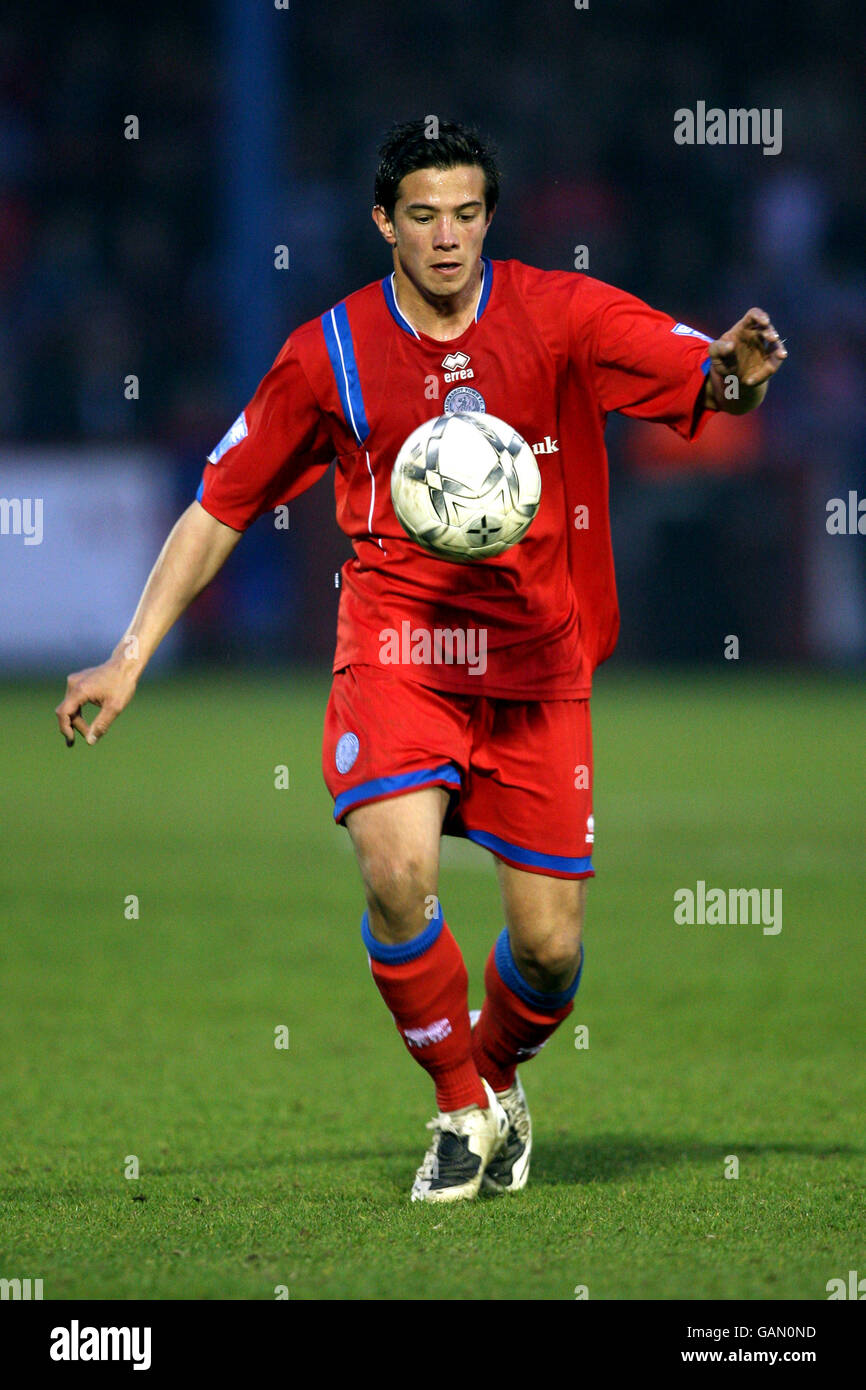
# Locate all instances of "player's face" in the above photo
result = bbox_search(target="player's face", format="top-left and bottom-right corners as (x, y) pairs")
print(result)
(374, 165), (493, 303)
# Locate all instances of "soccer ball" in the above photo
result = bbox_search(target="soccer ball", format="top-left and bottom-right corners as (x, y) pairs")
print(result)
(390, 412), (542, 562)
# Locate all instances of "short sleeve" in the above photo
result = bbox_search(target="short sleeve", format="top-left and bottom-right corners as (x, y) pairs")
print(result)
(196, 336), (336, 531)
(582, 282), (715, 441)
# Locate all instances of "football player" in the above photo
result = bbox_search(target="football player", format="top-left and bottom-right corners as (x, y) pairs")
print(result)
(56, 119), (786, 1201)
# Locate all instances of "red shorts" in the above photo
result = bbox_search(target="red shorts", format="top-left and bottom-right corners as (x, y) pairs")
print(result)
(322, 664), (594, 879)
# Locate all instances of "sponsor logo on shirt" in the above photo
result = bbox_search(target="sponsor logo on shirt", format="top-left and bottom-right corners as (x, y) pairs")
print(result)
(207, 411), (248, 464)
(441, 350), (474, 383)
(531, 435), (559, 455)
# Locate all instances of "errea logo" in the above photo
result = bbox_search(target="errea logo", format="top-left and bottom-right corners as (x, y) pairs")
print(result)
(442, 351), (474, 383)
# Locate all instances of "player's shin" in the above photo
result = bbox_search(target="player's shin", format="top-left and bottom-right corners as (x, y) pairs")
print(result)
(472, 928), (583, 1091)
(362, 903), (487, 1113)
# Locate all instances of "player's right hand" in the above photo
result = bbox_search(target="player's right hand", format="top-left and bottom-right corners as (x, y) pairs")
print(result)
(55, 658), (139, 748)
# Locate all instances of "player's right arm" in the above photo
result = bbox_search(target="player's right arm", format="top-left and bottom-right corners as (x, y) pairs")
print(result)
(55, 500), (242, 747)
(57, 321), (338, 747)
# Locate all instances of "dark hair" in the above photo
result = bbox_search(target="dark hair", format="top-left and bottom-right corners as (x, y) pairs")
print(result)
(374, 119), (500, 219)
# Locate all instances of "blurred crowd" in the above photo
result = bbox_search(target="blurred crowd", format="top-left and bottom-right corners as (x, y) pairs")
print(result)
(2, 0), (864, 662)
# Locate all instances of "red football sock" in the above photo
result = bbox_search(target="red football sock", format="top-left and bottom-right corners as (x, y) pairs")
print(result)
(472, 940), (577, 1092)
(366, 918), (487, 1114)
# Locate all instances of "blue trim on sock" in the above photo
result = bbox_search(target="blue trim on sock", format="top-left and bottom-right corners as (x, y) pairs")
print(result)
(494, 928), (583, 1012)
(361, 899), (444, 965)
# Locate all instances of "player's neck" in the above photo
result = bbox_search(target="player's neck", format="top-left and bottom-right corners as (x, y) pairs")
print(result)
(391, 260), (483, 341)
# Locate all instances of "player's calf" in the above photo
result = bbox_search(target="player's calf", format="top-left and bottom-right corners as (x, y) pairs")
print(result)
(362, 903), (488, 1113)
(472, 931), (584, 1095)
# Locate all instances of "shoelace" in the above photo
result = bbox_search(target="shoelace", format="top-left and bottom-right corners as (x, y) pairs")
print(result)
(421, 1119), (458, 1149)
(498, 1087), (529, 1144)
(424, 1107), (482, 1137)
(417, 1107), (483, 1174)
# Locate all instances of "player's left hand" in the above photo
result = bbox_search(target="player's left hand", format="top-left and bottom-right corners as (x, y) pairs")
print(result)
(708, 307), (787, 390)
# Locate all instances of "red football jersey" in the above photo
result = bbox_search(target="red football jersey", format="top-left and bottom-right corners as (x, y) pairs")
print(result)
(197, 259), (714, 697)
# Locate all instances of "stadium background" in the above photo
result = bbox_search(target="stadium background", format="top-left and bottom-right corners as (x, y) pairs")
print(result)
(2, 0), (865, 670)
(1, 0), (864, 1308)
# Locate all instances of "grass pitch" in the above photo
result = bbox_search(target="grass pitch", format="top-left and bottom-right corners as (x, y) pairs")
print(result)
(1, 669), (863, 1300)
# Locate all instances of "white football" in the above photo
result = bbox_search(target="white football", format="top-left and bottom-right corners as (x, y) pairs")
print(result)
(390, 411), (541, 561)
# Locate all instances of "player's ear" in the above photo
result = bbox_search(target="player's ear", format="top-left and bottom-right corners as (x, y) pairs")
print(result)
(372, 205), (397, 245)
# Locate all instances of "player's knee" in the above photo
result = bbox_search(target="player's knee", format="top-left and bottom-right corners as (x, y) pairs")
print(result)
(514, 931), (582, 993)
(362, 852), (437, 942)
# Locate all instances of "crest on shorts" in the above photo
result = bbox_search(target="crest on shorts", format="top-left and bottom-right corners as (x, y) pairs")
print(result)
(335, 732), (360, 774)
(443, 385), (486, 414)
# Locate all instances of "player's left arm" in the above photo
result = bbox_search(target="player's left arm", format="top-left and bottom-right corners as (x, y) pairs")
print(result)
(703, 307), (787, 414)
